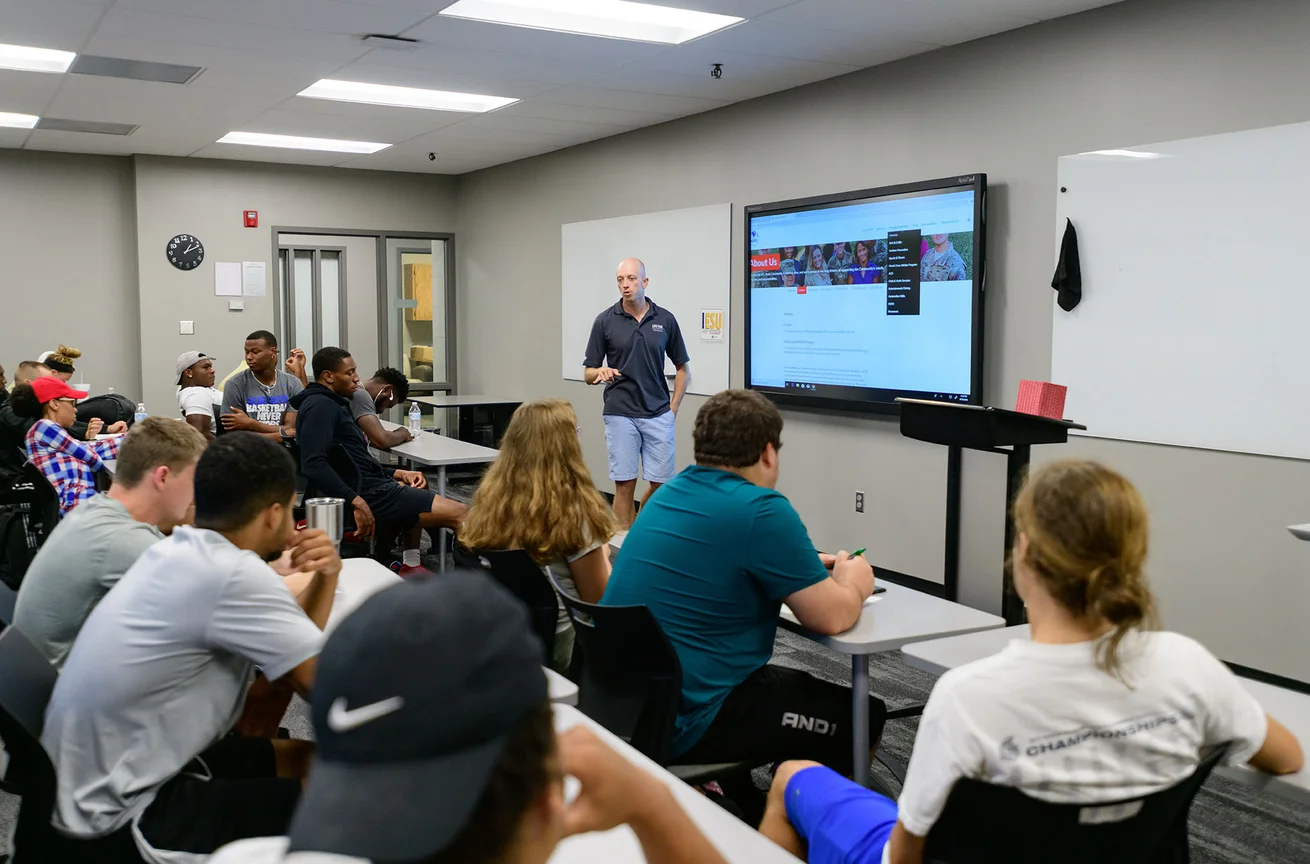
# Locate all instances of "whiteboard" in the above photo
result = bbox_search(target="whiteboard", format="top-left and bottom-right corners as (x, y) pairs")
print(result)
(1052, 121), (1310, 461)
(561, 203), (731, 396)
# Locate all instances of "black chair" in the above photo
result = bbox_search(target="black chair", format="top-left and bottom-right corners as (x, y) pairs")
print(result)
(474, 549), (563, 663)
(545, 571), (752, 785)
(0, 581), (16, 627)
(923, 743), (1231, 864)
(0, 465), (61, 592)
(0, 626), (61, 863)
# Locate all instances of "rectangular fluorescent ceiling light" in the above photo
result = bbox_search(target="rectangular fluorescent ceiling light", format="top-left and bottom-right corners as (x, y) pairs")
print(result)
(440, 0), (743, 44)
(1080, 149), (1165, 159)
(217, 131), (391, 154)
(0, 112), (39, 129)
(0, 42), (76, 74)
(299, 79), (517, 113)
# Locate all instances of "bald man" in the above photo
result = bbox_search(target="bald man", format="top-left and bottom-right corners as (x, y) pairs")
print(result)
(584, 258), (690, 526)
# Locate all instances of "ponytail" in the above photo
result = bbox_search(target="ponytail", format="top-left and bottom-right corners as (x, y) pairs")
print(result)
(1013, 460), (1158, 681)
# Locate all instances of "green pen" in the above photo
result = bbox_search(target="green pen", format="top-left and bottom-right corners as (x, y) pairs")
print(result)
(851, 548), (866, 558)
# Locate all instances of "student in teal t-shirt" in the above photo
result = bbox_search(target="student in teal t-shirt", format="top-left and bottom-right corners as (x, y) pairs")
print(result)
(601, 389), (885, 774)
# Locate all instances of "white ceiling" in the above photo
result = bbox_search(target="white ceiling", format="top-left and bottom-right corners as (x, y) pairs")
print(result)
(0, 0), (1122, 175)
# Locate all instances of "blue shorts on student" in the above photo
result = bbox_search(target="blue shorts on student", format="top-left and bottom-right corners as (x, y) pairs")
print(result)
(785, 766), (899, 864)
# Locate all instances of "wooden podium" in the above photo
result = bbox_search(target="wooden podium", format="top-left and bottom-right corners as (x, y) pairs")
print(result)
(896, 398), (1085, 625)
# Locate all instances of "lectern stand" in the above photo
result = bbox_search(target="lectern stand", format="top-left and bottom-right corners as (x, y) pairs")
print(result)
(896, 398), (1086, 625)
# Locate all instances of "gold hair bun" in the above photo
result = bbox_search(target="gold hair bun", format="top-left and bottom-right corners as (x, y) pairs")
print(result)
(54, 344), (82, 362)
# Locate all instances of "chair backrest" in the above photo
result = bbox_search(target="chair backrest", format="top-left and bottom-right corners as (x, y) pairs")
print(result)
(0, 580), (16, 626)
(923, 743), (1231, 864)
(0, 465), (61, 591)
(545, 570), (682, 765)
(475, 549), (562, 660)
(0, 626), (61, 862)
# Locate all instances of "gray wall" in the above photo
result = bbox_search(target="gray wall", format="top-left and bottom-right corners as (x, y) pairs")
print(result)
(455, 0), (1310, 680)
(0, 151), (140, 396)
(134, 157), (458, 413)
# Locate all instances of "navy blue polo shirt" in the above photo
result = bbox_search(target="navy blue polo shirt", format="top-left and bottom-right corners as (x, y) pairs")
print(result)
(584, 298), (689, 418)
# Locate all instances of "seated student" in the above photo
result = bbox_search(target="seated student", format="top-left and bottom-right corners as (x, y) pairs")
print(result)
(292, 347), (466, 571)
(602, 389), (884, 774)
(221, 330), (302, 443)
(13, 417), (205, 669)
(460, 399), (619, 672)
(0, 361), (107, 485)
(12, 378), (119, 515)
(209, 572), (729, 864)
(176, 350), (222, 441)
(759, 459), (1305, 864)
(40, 431), (341, 863)
(348, 366), (414, 449)
(38, 344), (80, 381)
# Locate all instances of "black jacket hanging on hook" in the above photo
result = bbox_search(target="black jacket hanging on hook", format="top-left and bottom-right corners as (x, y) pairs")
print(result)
(1051, 218), (1082, 312)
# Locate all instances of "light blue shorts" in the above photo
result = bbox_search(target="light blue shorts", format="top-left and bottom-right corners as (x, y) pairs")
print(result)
(785, 765), (898, 864)
(604, 411), (676, 483)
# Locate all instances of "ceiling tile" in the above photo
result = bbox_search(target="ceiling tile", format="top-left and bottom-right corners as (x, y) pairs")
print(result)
(497, 99), (679, 127)
(94, 6), (371, 63)
(759, 0), (1041, 46)
(0, 69), (66, 115)
(239, 106), (458, 143)
(0, 0), (108, 52)
(22, 126), (201, 156)
(0, 128), (34, 150)
(80, 32), (347, 78)
(532, 86), (730, 117)
(463, 111), (638, 137)
(681, 17), (940, 66)
(357, 42), (596, 85)
(44, 75), (279, 130)
(113, 0), (433, 37)
(591, 50), (858, 101)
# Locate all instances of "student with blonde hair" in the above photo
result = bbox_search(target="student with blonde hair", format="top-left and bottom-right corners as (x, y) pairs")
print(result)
(760, 459), (1303, 864)
(461, 399), (619, 671)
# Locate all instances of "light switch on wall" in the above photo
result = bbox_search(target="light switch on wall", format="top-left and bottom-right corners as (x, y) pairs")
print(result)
(179, 320), (195, 335)
(228, 300), (244, 311)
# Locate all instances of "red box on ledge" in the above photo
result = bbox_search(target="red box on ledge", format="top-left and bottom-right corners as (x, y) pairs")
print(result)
(1015, 380), (1067, 420)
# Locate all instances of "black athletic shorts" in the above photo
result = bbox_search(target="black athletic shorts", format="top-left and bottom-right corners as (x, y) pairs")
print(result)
(362, 481), (436, 529)
(47, 736), (302, 863)
(673, 664), (887, 776)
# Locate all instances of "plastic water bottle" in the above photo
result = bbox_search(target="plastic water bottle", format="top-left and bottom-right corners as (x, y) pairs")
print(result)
(408, 403), (422, 436)
(134, 402), (148, 425)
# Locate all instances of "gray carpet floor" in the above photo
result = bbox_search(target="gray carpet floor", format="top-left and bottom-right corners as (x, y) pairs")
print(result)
(4, 535), (1307, 860)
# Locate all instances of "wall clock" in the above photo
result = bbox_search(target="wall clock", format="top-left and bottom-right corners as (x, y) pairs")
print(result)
(166, 234), (204, 271)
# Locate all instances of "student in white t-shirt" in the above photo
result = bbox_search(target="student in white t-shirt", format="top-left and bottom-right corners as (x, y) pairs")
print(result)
(176, 350), (222, 441)
(459, 399), (619, 672)
(759, 458), (1304, 864)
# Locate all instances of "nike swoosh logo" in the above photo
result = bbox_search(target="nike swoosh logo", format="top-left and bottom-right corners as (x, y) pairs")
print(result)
(327, 696), (405, 733)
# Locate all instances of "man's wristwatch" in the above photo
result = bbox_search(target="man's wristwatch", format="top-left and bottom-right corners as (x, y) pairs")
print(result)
(278, 427), (290, 440)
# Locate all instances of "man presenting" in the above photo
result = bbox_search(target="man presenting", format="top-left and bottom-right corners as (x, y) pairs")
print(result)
(583, 258), (689, 527)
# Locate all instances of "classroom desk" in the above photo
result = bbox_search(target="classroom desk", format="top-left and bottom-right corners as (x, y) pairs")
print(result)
(378, 420), (499, 573)
(901, 625), (1310, 806)
(410, 394), (521, 448)
(551, 703), (801, 863)
(330, 558), (578, 706)
(779, 581), (1005, 787)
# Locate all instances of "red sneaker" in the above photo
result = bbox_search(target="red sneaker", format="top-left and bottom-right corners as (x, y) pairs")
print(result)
(392, 562), (435, 580)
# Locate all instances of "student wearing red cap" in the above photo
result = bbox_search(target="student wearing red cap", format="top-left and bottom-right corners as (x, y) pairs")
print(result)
(10, 378), (122, 515)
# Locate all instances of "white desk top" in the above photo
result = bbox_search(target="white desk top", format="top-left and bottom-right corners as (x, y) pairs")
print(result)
(779, 580), (1005, 655)
(328, 558), (578, 706)
(901, 625), (1310, 806)
(551, 703), (800, 863)
(102, 459), (116, 476)
(411, 394), (522, 408)
(379, 420), (499, 467)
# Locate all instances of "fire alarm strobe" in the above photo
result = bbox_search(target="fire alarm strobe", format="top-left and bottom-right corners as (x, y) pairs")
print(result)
(243, 210), (258, 228)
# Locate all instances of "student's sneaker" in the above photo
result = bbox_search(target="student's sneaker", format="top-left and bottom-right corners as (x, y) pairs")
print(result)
(391, 561), (435, 581)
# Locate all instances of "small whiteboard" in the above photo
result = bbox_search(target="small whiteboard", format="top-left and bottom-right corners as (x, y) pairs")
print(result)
(561, 203), (731, 396)
(1053, 121), (1310, 461)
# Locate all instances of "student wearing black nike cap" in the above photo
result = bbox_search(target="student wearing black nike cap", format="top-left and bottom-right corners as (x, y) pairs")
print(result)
(210, 572), (729, 864)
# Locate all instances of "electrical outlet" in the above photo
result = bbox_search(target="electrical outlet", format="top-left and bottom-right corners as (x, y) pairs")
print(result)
(855, 491), (865, 513)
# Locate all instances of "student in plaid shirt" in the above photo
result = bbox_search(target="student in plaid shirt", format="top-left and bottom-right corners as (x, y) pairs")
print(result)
(12, 377), (121, 516)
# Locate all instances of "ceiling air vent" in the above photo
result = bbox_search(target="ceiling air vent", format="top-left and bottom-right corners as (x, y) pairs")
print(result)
(36, 117), (139, 135)
(70, 55), (202, 84)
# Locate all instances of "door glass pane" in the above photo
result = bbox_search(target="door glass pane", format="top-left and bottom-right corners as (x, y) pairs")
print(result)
(385, 238), (448, 387)
(278, 250), (290, 349)
(320, 251), (341, 348)
(294, 250), (316, 356)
